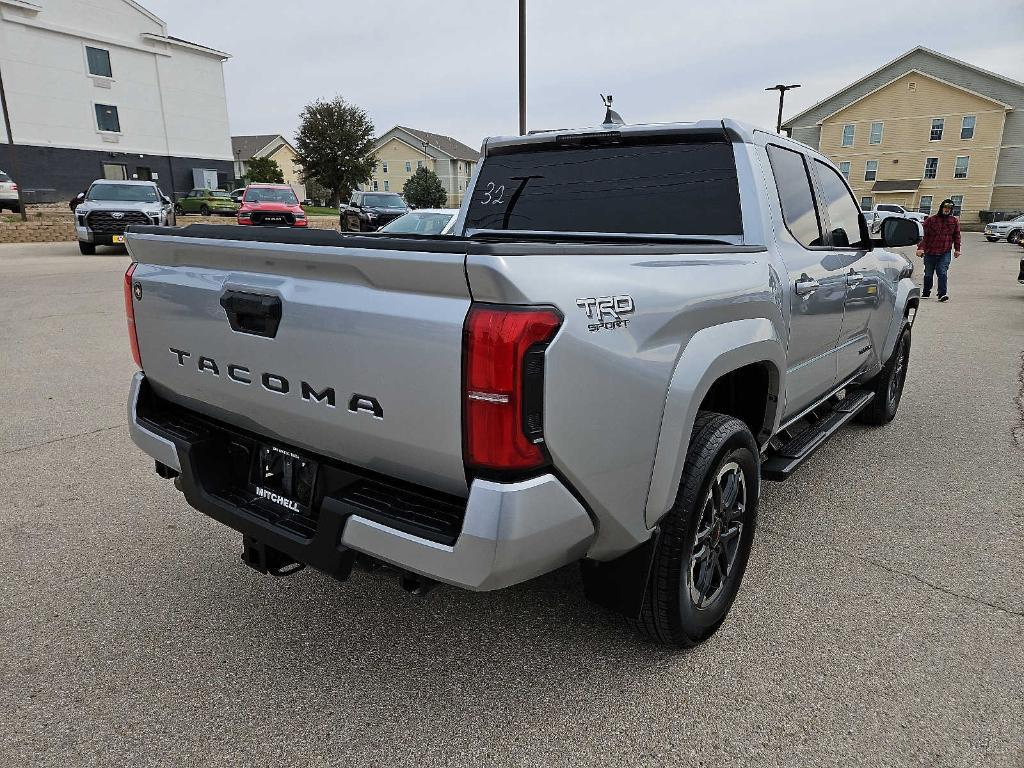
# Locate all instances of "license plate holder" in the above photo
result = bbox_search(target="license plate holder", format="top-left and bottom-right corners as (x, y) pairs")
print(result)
(112, 234), (125, 243)
(251, 444), (318, 514)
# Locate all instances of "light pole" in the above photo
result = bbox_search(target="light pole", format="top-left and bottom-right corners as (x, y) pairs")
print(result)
(0, 60), (28, 221)
(518, 0), (526, 135)
(765, 83), (800, 135)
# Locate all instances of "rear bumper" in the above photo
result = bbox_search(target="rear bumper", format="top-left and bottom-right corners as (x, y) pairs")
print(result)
(127, 372), (595, 590)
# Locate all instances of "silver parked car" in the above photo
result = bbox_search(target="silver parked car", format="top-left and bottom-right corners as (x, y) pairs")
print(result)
(377, 208), (459, 235)
(984, 214), (1024, 243)
(0, 170), (19, 213)
(74, 180), (175, 255)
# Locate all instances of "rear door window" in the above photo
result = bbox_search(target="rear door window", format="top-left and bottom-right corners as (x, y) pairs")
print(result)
(766, 145), (823, 248)
(464, 140), (742, 236)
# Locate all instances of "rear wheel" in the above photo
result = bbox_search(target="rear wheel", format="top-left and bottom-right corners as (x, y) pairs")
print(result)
(631, 412), (759, 647)
(857, 324), (911, 426)
(200, 204), (210, 216)
(78, 240), (96, 255)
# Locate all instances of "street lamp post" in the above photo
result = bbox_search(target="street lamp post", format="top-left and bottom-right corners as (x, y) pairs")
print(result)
(0, 60), (28, 221)
(518, 0), (526, 135)
(765, 83), (801, 135)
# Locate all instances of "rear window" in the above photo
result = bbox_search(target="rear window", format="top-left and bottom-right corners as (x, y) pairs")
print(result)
(464, 141), (741, 236)
(0, 172), (10, 182)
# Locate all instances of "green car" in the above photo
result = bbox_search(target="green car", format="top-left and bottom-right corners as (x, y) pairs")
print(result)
(175, 188), (238, 216)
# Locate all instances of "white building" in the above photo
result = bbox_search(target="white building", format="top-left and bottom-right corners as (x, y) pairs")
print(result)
(0, 0), (233, 201)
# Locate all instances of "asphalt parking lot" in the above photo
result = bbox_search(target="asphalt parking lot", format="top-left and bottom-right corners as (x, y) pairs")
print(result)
(1, 234), (1022, 766)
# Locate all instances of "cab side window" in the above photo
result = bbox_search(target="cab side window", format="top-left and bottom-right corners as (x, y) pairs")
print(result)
(813, 160), (867, 249)
(766, 145), (823, 248)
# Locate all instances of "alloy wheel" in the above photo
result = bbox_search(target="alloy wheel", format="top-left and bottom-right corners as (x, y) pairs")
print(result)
(689, 460), (746, 610)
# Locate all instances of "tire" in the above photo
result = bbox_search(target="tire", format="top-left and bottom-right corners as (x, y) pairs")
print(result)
(986, 236), (1000, 242)
(631, 412), (760, 647)
(1007, 230), (1022, 245)
(857, 324), (911, 426)
(10, 203), (20, 214)
(199, 204), (210, 216)
(174, 203), (183, 215)
(78, 240), (96, 255)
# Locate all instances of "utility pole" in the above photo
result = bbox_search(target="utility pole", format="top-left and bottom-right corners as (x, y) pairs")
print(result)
(518, 0), (526, 135)
(0, 61), (28, 221)
(765, 83), (801, 135)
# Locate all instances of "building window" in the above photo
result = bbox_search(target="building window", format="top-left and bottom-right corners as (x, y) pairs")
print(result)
(95, 104), (120, 132)
(949, 195), (963, 215)
(869, 122), (883, 145)
(930, 118), (944, 141)
(960, 115), (976, 140)
(405, 161), (411, 172)
(102, 162), (127, 180)
(381, 161), (388, 173)
(417, 160), (423, 169)
(383, 180), (389, 191)
(841, 124), (855, 147)
(919, 195), (933, 215)
(372, 180), (378, 191)
(864, 160), (878, 181)
(923, 157), (938, 179)
(838, 161), (851, 180)
(860, 196), (873, 211)
(86, 46), (112, 78)
(954, 156), (969, 179)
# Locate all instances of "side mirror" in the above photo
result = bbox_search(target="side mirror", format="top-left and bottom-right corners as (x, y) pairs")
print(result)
(876, 217), (922, 248)
(162, 195), (171, 205)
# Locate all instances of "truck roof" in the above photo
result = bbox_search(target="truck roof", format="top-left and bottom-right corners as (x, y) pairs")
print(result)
(482, 119), (767, 155)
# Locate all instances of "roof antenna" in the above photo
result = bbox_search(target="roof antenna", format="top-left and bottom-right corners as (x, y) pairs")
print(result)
(601, 94), (624, 126)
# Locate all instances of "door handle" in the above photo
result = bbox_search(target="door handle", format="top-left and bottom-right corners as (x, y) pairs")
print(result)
(794, 275), (819, 295)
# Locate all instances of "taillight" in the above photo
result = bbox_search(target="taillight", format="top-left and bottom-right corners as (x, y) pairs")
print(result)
(463, 305), (562, 473)
(11, 183), (16, 191)
(124, 263), (142, 368)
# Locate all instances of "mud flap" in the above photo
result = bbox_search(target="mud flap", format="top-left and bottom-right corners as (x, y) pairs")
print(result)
(580, 533), (658, 618)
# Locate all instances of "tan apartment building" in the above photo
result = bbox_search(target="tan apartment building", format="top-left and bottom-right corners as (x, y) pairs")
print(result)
(783, 47), (1024, 225)
(365, 126), (479, 207)
(230, 134), (306, 201)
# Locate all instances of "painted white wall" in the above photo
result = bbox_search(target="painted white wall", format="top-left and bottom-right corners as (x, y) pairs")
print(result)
(0, 0), (232, 159)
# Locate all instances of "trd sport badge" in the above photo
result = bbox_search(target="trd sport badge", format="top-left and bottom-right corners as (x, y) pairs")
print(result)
(576, 295), (635, 332)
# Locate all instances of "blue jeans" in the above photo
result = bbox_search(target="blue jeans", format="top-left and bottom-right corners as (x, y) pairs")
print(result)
(923, 251), (952, 296)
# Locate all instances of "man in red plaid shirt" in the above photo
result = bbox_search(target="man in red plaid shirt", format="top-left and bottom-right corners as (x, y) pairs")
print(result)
(916, 198), (961, 302)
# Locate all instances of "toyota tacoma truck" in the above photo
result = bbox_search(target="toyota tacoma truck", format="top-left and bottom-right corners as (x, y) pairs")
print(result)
(123, 120), (920, 646)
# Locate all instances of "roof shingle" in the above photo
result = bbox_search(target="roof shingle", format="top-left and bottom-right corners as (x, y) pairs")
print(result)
(389, 126), (480, 161)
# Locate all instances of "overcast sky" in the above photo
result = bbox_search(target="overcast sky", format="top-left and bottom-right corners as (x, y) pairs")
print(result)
(144, 0), (1024, 150)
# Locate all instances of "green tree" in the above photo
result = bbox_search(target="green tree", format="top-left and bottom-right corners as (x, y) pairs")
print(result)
(243, 156), (284, 185)
(402, 167), (447, 209)
(245, 156), (285, 184)
(294, 96), (376, 205)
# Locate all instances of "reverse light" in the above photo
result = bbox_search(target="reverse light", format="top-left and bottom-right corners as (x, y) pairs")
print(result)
(463, 305), (562, 473)
(124, 262), (142, 368)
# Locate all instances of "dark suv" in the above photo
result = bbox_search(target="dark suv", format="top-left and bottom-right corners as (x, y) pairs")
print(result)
(340, 191), (409, 232)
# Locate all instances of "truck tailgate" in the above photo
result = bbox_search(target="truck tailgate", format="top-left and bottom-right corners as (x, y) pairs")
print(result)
(126, 227), (471, 495)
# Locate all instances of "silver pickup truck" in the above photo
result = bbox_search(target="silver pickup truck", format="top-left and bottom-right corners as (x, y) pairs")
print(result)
(124, 120), (920, 646)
